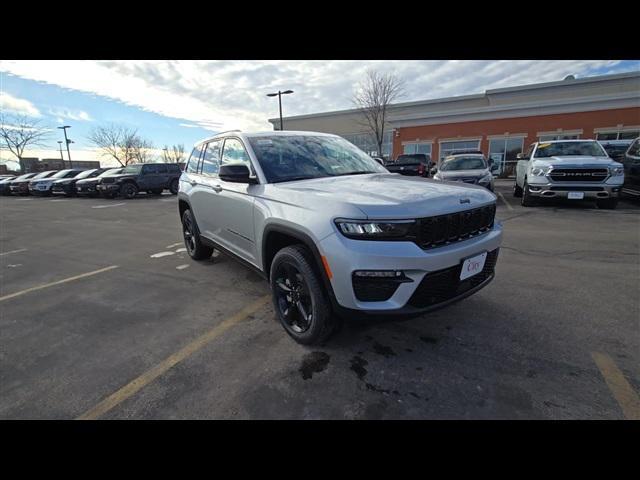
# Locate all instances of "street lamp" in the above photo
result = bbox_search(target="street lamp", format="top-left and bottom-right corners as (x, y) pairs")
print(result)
(162, 147), (169, 163)
(58, 125), (73, 168)
(57, 141), (65, 167)
(266, 90), (294, 131)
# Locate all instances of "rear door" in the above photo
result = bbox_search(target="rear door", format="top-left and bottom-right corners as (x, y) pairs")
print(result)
(156, 164), (169, 188)
(189, 139), (223, 238)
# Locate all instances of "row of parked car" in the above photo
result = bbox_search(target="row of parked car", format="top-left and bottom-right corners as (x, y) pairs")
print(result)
(0, 163), (183, 199)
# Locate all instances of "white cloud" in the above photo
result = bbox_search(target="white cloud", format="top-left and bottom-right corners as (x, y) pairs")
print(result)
(0, 92), (41, 117)
(1, 60), (636, 132)
(48, 107), (92, 122)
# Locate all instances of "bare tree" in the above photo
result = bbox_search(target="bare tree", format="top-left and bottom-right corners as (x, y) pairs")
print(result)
(88, 124), (154, 166)
(352, 70), (405, 158)
(162, 144), (185, 163)
(0, 114), (51, 170)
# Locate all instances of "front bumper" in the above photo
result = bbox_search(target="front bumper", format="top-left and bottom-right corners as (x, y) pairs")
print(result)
(29, 184), (53, 195)
(76, 183), (98, 194)
(96, 183), (120, 193)
(526, 181), (621, 199)
(10, 184), (29, 194)
(318, 222), (503, 312)
(52, 184), (74, 195)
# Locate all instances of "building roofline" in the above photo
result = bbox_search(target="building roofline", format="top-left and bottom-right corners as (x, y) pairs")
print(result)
(268, 71), (640, 124)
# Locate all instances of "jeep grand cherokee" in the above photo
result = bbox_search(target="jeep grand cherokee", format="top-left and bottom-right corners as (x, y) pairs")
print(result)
(178, 131), (502, 344)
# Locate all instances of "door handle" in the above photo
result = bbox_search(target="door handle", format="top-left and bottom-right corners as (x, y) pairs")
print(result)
(212, 185), (223, 193)
(189, 180), (197, 186)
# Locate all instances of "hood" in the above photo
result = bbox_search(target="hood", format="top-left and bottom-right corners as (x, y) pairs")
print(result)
(532, 156), (619, 168)
(52, 178), (75, 184)
(261, 173), (496, 219)
(76, 177), (101, 185)
(106, 173), (136, 180)
(436, 169), (489, 179)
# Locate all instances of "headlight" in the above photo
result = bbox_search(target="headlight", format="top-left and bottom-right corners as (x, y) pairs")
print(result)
(335, 219), (415, 240)
(609, 166), (624, 176)
(530, 166), (550, 177)
(478, 173), (493, 183)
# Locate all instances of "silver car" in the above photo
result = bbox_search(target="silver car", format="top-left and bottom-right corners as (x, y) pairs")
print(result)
(432, 153), (494, 191)
(179, 131), (502, 344)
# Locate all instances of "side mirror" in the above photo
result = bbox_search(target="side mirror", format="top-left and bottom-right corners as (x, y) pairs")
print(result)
(516, 153), (529, 160)
(429, 167), (437, 176)
(219, 164), (256, 184)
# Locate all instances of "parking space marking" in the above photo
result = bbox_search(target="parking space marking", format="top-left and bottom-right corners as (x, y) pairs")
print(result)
(166, 242), (183, 249)
(92, 203), (125, 209)
(497, 192), (514, 211)
(50, 199), (69, 202)
(592, 352), (640, 420)
(0, 248), (28, 257)
(175, 248), (187, 253)
(150, 251), (175, 258)
(0, 265), (119, 303)
(176, 264), (189, 270)
(76, 294), (271, 420)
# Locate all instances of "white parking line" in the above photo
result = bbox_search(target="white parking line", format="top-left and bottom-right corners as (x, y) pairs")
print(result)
(166, 242), (183, 249)
(92, 203), (125, 209)
(175, 248), (187, 253)
(497, 192), (514, 211)
(176, 264), (189, 270)
(50, 199), (69, 202)
(0, 248), (28, 257)
(150, 251), (175, 258)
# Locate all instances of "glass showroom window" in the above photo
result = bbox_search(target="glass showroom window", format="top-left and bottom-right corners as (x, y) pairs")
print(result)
(596, 130), (640, 141)
(403, 143), (432, 156)
(489, 137), (524, 177)
(538, 134), (580, 141)
(439, 140), (480, 161)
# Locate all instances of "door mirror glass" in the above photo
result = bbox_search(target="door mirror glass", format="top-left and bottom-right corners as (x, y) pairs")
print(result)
(219, 164), (256, 183)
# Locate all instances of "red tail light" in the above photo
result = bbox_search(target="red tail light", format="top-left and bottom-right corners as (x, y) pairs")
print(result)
(418, 164), (425, 174)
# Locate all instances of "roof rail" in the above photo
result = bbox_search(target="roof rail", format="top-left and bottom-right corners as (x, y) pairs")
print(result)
(214, 129), (242, 136)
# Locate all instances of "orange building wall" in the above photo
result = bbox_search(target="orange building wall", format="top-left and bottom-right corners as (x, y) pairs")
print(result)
(392, 107), (640, 160)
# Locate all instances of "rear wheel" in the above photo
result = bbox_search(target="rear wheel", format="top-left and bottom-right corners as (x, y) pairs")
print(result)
(270, 245), (334, 345)
(182, 209), (213, 260)
(169, 179), (179, 195)
(120, 183), (138, 199)
(596, 198), (618, 209)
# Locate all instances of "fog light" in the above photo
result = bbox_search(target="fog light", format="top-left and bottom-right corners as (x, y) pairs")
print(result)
(612, 187), (620, 192)
(529, 186), (541, 191)
(353, 270), (404, 278)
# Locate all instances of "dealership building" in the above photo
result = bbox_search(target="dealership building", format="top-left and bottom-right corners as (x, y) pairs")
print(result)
(268, 71), (640, 175)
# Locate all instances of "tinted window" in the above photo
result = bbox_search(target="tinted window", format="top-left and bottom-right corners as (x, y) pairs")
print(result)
(167, 164), (181, 173)
(142, 164), (157, 174)
(619, 131), (640, 140)
(396, 154), (430, 164)
(628, 139), (640, 157)
(221, 138), (251, 167)
(186, 146), (204, 173)
(441, 157), (487, 171)
(156, 164), (168, 174)
(201, 140), (221, 176)
(122, 164), (143, 174)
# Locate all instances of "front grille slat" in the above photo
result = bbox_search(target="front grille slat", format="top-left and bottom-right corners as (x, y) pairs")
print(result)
(417, 204), (495, 250)
(549, 168), (608, 182)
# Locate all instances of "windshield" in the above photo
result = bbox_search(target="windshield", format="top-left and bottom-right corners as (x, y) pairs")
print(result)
(440, 156), (487, 171)
(33, 171), (57, 179)
(98, 168), (123, 177)
(122, 165), (142, 174)
(74, 169), (96, 179)
(534, 141), (607, 158)
(247, 135), (387, 183)
(15, 173), (36, 180)
(51, 169), (77, 178)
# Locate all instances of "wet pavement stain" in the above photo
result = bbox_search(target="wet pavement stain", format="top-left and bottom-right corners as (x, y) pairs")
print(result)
(420, 336), (438, 344)
(372, 342), (396, 358)
(299, 351), (330, 380)
(350, 356), (368, 380)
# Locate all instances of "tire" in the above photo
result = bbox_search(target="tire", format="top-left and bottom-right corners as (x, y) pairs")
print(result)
(513, 181), (523, 197)
(181, 209), (213, 260)
(270, 245), (334, 345)
(120, 182), (138, 199)
(521, 180), (537, 207)
(596, 198), (618, 209)
(169, 179), (179, 195)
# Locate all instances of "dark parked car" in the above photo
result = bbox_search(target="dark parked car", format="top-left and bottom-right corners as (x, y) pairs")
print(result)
(96, 163), (182, 199)
(51, 168), (109, 197)
(621, 137), (640, 198)
(10, 171), (56, 195)
(385, 153), (433, 177)
(599, 139), (633, 162)
(29, 169), (85, 196)
(75, 167), (123, 196)
(0, 176), (17, 195)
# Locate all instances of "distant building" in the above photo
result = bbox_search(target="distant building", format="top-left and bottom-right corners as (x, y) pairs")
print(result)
(19, 158), (101, 173)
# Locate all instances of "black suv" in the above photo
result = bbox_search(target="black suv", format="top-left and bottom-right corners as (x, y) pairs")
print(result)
(384, 153), (433, 177)
(97, 163), (182, 199)
(621, 137), (640, 198)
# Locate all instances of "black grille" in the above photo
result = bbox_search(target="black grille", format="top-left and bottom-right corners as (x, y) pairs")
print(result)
(352, 277), (402, 302)
(407, 249), (499, 308)
(101, 177), (116, 184)
(417, 204), (495, 250)
(549, 168), (608, 182)
(549, 186), (604, 191)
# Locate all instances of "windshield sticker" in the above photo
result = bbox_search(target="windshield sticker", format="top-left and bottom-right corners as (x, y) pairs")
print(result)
(538, 143), (551, 148)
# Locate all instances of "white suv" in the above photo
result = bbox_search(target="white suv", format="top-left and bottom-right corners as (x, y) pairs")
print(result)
(178, 131), (502, 344)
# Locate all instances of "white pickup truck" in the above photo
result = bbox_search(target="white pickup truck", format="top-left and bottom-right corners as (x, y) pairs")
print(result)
(514, 139), (624, 209)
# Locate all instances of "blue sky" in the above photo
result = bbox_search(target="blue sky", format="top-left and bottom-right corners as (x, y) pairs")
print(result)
(1, 60), (639, 167)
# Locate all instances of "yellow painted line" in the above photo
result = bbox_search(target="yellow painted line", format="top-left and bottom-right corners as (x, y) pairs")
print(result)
(0, 265), (119, 302)
(76, 294), (271, 420)
(592, 352), (640, 420)
(497, 192), (514, 211)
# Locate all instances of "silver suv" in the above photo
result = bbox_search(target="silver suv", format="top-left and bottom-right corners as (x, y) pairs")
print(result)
(178, 131), (502, 344)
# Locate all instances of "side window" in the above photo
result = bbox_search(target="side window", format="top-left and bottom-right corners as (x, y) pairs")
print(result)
(526, 144), (535, 158)
(141, 165), (152, 174)
(221, 138), (251, 167)
(168, 164), (181, 173)
(186, 146), (204, 173)
(629, 139), (640, 158)
(157, 164), (168, 174)
(144, 164), (159, 174)
(201, 140), (221, 176)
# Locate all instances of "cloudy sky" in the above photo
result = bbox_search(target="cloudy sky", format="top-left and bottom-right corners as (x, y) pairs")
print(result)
(1, 60), (639, 167)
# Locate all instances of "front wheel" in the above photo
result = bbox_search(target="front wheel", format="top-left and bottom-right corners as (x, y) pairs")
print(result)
(120, 183), (138, 199)
(596, 198), (618, 209)
(513, 182), (523, 197)
(270, 245), (335, 345)
(182, 209), (213, 260)
(521, 181), (537, 207)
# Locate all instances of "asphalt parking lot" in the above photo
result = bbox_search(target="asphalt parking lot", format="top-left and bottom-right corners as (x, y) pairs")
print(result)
(1, 181), (638, 420)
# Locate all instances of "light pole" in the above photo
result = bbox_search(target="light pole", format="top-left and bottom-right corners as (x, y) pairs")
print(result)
(57, 141), (65, 167)
(267, 90), (294, 131)
(162, 147), (169, 163)
(58, 125), (73, 168)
